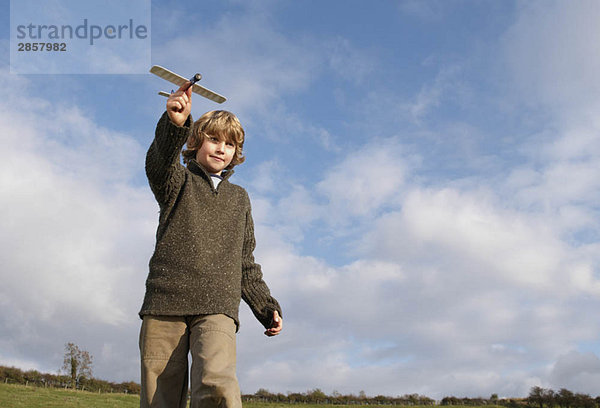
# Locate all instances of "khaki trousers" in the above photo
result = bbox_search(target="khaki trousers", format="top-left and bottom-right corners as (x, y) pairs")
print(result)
(139, 314), (242, 408)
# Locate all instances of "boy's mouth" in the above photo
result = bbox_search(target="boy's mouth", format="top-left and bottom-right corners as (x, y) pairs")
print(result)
(210, 155), (224, 162)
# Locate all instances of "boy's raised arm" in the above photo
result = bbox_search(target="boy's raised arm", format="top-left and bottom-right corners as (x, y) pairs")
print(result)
(144, 81), (194, 207)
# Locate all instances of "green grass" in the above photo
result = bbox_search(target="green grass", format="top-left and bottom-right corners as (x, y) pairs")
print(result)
(0, 383), (506, 408)
(0, 382), (139, 408)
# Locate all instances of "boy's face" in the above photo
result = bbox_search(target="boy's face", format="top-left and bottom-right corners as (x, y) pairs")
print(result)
(195, 135), (235, 175)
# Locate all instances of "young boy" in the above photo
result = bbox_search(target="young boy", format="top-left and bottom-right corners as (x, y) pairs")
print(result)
(139, 83), (283, 408)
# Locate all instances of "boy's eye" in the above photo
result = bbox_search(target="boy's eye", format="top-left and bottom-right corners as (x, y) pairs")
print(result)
(226, 142), (235, 147)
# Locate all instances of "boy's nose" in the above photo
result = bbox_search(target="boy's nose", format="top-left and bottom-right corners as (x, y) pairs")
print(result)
(215, 141), (225, 152)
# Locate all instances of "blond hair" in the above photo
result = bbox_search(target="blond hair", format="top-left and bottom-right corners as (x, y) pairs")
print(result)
(182, 110), (245, 169)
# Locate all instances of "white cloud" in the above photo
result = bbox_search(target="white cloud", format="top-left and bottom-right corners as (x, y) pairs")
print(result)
(549, 351), (600, 395)
(392, 188), (568, 289)
(0, 114), (150, 323)
(502, 0), (600, 119)
(406, 65), (464, 124)
(316, 141), (411, 219)
(511, 132), (600, 212)
(241, 123), (600, 396)
(0, 72), (154, 380)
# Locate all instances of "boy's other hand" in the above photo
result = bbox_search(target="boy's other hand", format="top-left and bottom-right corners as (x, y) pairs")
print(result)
(166, 83), (193, 127)
(264, 311), (282, 337)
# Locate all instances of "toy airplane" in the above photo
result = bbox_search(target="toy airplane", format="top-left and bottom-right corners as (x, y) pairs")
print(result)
(149, 65), (227, 104)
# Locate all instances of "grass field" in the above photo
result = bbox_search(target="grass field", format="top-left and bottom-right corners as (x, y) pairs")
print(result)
(0, 382), (139, 407)
(0, 384), (310, 407)
(0, 384), (333, 408)
(0, 383), (500, 408)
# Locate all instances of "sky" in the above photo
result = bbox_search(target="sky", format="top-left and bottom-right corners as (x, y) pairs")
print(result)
(1, 0), (600, 400)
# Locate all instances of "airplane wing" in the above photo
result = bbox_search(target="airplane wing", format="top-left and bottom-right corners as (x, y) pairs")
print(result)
(149, 65), (227, 104)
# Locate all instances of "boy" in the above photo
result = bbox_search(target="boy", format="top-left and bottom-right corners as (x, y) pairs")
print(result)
(139, 83), (283, 408)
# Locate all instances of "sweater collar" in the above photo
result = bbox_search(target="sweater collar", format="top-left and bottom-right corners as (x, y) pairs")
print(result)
(187, 159), (234, 183)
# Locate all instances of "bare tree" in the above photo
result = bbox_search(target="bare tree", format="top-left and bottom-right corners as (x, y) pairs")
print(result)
(61, 342), (93, 389)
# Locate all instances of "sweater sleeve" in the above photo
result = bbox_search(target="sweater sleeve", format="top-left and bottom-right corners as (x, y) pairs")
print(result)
(241, 204), (283, 329)
(145, 112), (192, 206)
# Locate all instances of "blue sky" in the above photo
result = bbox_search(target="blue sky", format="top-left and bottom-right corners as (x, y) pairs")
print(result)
(1, 0), (600, 399)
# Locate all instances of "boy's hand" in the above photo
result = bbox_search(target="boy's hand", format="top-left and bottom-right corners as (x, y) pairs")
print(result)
(166, 83), (193, 127)
(264, 311), (282, 337)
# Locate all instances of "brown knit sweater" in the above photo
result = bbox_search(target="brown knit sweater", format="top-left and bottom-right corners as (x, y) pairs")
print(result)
(139, 112), (282, 330)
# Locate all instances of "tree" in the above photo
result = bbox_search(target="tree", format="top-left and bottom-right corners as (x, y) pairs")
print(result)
(307, 388), (328, 404)
(529, 387), (546, 408)
(556, 388), (574, 408)
(573, 393), (595, 408)
(543, 389), (556, 408)
(61, 342), (93, 389)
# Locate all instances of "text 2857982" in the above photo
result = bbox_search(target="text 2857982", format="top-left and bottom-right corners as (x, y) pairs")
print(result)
(18, 43), (67, 52)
